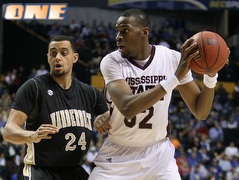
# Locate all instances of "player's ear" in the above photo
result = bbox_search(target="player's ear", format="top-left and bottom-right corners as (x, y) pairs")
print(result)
(141, 27), (149, 37)
(73, 53), (79, 63)
(47, 53), (50, 63)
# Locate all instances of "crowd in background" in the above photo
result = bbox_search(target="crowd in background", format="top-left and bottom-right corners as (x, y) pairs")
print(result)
(17, 17), (197, 80)
(0, 17), (238, 180)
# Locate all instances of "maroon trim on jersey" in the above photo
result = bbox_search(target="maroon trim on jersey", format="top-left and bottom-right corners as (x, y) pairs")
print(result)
(127, 45), (155, 70)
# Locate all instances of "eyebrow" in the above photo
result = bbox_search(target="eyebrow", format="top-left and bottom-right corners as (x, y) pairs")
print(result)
(115, 24), (131, 30)
(49, 47), (69, 51)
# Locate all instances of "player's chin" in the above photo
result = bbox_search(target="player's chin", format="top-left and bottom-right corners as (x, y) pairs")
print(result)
(120, 50), (129, 59)
(53, 70), (64, 77)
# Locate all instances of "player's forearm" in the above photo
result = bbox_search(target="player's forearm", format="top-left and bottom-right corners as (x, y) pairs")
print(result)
(192, 74), (218, 119)
(3, 125), (35, 144)
(193, 87), (215, 120)
(118, 84), (167, 119)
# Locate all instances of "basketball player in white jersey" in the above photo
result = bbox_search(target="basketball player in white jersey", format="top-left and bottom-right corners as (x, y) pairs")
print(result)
(89, 9), (229, 180)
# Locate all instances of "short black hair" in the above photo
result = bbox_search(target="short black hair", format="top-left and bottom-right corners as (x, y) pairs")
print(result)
(49, 35), (77, 53)
(122, 8), (151, 30)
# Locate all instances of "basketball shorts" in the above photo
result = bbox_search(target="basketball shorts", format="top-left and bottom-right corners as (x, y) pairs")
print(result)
(88, 137), (181, 180)
(23, 164), (89, 180)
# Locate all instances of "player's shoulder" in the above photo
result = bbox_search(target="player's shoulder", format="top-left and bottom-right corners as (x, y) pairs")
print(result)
(73, 77), (98, 93)
(102, 50), (122, 62)
(32, 73), (51, 83)
(101, 50), (127, 70)
(154, 44), (176, 52)
(154, 45), (181, 59)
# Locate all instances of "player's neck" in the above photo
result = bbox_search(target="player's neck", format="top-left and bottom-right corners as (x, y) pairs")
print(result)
(52, 74), (72, 90)
(131, 44), (152, 61)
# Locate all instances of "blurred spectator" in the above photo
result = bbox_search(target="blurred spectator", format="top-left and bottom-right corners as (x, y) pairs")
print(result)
(5, 69), (20, 94)
(0, 149), (6, 179)
(232, 80), (239, 106)
(213, 141), (225, 161)
(35, 64), (48, 77)
(207, 159), (224, 180)
(199, 133), (211, 151)
(69, 19), (80, 32)
(90, 40), (103, 74)
(0, 82), (6, 98)
(27, 68), (37, 79)
(187, 147), (201, 168)
(218, 154), (233, 174)
(178, 119), (199, 150)
(0, 111), (7, 129)
(231, 156), (239, 171)
(47, 23), (60, 38)
(209, 121), (224, 143)
(105, 22), (116, 42)
(190, 162), (209, 180)
(225, 142), (239, 160)
(199, 147), (211, 166)
(81, 23), (91, 38)
(224, 116), (238, 145)
(6, 155), (18, 180)
(17, 66), (27, 86)
(176, 152), (191, 180)
(216, 83), (229, 104)
(158, 37), (171, 48)
(225, 167), (239, 180)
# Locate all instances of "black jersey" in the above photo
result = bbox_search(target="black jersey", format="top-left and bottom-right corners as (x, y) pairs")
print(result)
(12, 73), (108, 168)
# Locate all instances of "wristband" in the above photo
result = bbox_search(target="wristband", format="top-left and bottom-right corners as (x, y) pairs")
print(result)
(160, 75), (179, 93)
(203, 73), (218, 88)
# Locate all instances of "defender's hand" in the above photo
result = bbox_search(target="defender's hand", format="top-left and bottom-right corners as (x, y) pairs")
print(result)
(94, 111), (111, 135)
(31, 124), (59, 143)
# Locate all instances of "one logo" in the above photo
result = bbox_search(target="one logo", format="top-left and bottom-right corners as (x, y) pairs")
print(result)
(48, 90), (53, 96)
(2, 3), (68, 20)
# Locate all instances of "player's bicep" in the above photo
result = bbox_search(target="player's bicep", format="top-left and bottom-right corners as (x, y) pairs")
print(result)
(7, 109), (27, 128)
(13, 79), (38, 115)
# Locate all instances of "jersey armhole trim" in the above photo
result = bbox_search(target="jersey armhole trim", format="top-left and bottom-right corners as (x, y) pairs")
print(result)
(91, 85), (97, 108)
(32, 78), (39, 104)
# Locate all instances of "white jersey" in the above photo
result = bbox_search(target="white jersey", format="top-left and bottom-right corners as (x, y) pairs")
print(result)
(101, 45), (193, 147)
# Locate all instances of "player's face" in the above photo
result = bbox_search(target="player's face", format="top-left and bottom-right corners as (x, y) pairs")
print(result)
(115, 16), (145, 59)
(47, 41), (78, 77)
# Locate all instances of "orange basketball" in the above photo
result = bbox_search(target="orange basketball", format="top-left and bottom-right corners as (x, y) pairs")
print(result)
(190, 31), (229, 74)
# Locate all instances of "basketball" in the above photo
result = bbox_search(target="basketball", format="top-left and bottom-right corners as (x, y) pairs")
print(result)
(190, 31), (229, 74)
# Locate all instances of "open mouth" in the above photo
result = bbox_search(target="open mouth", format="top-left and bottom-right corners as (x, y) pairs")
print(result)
(117, 42), (124, 52)
(118, 45), (124, 52)
(55, 64), (62, 70)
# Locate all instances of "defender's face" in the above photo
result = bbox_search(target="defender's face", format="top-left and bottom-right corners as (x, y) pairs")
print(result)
(47, 41), (78, 77)
(115, 16), (143, 59)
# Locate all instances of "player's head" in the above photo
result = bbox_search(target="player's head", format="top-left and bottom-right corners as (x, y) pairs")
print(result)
(115, 9), (151, 59)
(49, 35), (77, 53)
(47, 35), (79, 77)
(121, 9), (151, 30)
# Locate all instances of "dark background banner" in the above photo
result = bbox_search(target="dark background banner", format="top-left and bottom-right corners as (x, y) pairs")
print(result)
(0, 0), (108, 7)
(1, 0), (239, 10)
(107, 0), (239, 10)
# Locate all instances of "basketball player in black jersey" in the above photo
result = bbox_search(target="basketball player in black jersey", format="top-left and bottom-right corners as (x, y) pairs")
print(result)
(3, 35), (110, 180)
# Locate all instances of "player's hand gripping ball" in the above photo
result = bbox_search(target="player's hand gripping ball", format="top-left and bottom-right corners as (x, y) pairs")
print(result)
(190, 31), (229, 74)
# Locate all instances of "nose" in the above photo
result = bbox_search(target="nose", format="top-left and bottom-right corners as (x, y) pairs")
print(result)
(115, 32), (122, 41)
(55, 52), (61, 60)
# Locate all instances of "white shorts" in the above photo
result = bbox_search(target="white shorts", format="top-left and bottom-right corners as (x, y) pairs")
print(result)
(88, 137), (181, 180)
